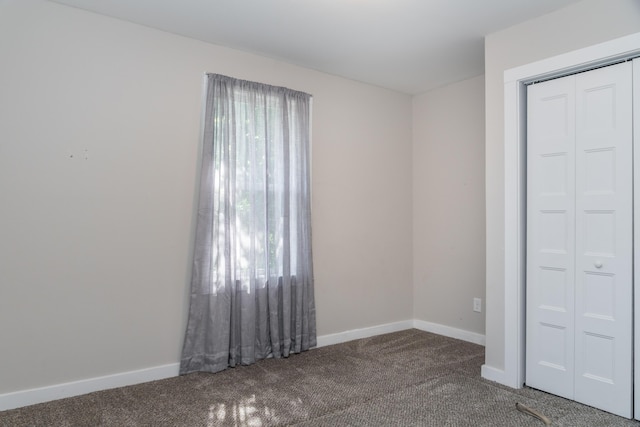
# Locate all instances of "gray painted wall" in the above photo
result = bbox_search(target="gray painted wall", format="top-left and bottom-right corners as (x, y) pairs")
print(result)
(0, 0), (413, 394)
(412, 76), (486, 334)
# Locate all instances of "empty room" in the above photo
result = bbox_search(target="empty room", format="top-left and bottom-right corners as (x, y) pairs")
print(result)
(2, 0), (640, 425)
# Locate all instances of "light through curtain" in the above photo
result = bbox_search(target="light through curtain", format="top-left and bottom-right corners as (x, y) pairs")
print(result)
(180, 74), (316, 375)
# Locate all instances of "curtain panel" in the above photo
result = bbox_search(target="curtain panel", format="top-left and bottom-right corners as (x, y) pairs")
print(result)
(180, 74), (316, 375)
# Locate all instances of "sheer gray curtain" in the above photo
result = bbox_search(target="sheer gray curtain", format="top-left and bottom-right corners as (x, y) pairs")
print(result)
(180, 74), (316, 375)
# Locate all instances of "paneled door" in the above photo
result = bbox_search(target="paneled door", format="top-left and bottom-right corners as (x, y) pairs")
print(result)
(526, 71), (576, 401)
(526, 61), (633, 418)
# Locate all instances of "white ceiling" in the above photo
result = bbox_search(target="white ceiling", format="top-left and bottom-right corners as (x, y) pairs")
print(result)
(49, 0), (582, 94)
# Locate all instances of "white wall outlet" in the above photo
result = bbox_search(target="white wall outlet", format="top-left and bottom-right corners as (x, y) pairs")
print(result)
(473, 298), (482, 313)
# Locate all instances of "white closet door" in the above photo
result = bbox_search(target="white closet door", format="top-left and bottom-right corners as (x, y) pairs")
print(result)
(527, 61), (633, 418)
(526, 74), (576, 400)
(573, 61), (633, 418)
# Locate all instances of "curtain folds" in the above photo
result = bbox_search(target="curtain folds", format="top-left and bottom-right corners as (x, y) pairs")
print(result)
(180, 74), (316, 375)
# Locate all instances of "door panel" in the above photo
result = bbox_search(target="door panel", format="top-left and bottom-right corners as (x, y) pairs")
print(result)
(574, 61), (633, 418)
(526, 74), (576, 400)
(526, 61), (633, 418)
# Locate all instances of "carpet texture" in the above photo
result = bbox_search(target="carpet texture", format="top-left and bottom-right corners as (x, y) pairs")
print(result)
(1, 329), (639, 426)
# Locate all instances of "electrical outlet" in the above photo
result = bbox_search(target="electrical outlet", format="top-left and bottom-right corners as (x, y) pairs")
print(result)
(473, 298), (482, 313)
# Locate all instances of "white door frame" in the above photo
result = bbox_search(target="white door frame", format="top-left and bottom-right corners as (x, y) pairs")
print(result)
(501, 32), (640, 396)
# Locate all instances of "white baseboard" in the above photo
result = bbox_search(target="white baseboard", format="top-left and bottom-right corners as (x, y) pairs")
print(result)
(413, 320), (486, 346)
(315, 320), (414, 347)
(480, 364), (506, 384)
(0, 319), (484, 412)
(0, 363), (179, 412)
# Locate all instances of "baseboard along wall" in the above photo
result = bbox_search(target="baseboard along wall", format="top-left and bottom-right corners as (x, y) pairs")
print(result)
(0, 319), (485, 411)
(480, 364), (507, 384)
(413, 320), (486, 346)
(0, 363), (180, 412)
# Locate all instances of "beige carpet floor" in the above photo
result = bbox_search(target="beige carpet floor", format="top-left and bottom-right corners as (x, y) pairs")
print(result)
(1, 329), (639, 426)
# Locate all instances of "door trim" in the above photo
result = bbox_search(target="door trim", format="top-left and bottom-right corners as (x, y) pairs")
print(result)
(495, 31), (640, 395)
(633, 57), (640, 419)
